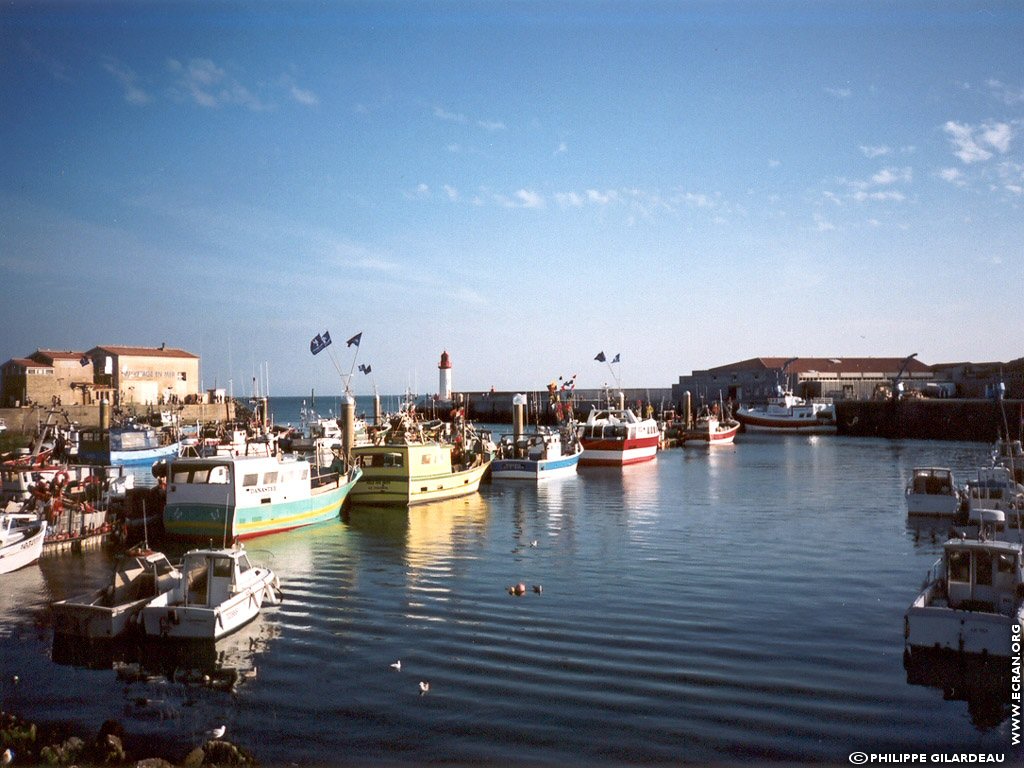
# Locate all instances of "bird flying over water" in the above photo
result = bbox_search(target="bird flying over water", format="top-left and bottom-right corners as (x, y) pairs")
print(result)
(390, 660), (401, 671)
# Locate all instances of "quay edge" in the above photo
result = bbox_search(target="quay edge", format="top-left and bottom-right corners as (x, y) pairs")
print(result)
(835, 398), (1024, 442)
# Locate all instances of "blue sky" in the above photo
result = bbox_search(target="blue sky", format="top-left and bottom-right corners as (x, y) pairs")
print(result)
(2, 1), (1022, 397)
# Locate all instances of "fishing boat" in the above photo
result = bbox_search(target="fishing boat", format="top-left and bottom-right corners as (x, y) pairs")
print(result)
(161, 453), (362, 540)
(78, 423), (181, 467)
(904, 511), (1024, 659)
(962, 465), (1024, 517)
(349, 410), (492, 506)
(992, 437), (1023, 484)
(678, 403), (740, 445)
(51, 548), (181, 638)
(139, 545), (281, 640)
(492, 428), (582, 480)
(735, 387), (837, 434)
(905, 467), (962, 517)
(0, 513), (47, 574)
(577, 407), (659, 466)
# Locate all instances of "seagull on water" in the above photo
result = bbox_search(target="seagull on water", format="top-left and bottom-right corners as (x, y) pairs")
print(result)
(419, 681), (430, 695)
(530, 540), (538, 547)
(390, 660), (401, 671)
(206, 725), (227, 740)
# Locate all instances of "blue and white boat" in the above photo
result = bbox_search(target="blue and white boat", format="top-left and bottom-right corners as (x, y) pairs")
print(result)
(491, 428), (582, 480)
(162, 453), (362, 540)
(78, 424), (181, 467)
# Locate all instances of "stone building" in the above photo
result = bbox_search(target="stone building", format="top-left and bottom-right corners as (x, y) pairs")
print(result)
(670, 356), (935, 407)
(0, 349), (93, 407)
(1, 344), (201, 407)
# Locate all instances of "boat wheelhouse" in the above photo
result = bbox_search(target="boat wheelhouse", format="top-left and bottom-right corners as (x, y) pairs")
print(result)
(963, 466), (1024, 517)
(162, 453), (361, 541)
(78, 424), (181, 467)
(577, 407), (659, 466)
(0, 513), (47, 574)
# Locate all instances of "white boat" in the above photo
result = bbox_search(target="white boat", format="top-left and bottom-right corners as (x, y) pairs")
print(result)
(139, 546), (281, 640)
(492, 427), (583, 480)
(905, 467), (962, 517)
(78, 423), (181, 467)
(992, 437), (1023, 484)
(577, 407), (659, 466)
(0, 513), (47, 574)
(963, 466), (1024, 516)
(904, 512), (1024, 659)
(735, 388), (836, 434)
(51, 548), (182, 638)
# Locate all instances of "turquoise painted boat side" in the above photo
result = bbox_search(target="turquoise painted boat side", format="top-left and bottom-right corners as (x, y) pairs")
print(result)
(164, 469), (360, 540)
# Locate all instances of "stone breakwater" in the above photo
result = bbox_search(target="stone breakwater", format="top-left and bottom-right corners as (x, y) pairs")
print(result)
(0, 710), (256, 767)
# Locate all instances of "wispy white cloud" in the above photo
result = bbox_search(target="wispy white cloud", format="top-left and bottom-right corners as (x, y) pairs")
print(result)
(477, 119), (506, 131)
(871, 167), (912, 185)
(433, 105), (467, 123)
(554, 191), (583, 208)
(944, 120), (1014, 164)
(814, 213), (836, 231)
(443, 185), (459, 201)
(103, 57), (150, 105)
(167, 58), (270, 111)
(553, 141), (568, 156)
(859, 145), (891, 158)
(852, 190), (905, 202)
(824, 86), (852, 99)
(514, 189), (544, 208)
(768, 159), (781, 168)
(290, 85), (319, 107)
(938, 167), (966, 187)
(586, 189), (618, 205)
(986, 79), (1024, 105)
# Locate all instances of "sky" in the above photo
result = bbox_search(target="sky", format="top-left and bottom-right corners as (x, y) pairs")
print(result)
(1, 1), (1022, 397)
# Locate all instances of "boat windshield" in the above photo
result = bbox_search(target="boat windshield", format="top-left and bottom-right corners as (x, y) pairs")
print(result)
(172, 464), (232, 484)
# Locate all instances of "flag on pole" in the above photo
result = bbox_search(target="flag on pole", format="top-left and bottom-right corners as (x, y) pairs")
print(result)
(346, 332), (362, 348)
(310, 331), (332, 356)
(594, 351), (606, 362)
(611, 353), (620, 363)
(358, 364), (372, 375)
(79, 355), (90, 367)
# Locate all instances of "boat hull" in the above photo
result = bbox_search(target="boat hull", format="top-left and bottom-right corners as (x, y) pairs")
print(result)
(491, 447), (582, 480)
(680, 424), (740, 445)
(735, 414), (837, 433)
(906, 493), (960, 517)
(52, 595), (148, 639)
(577, 437), (658, 466)
(164, 470), (360, 540)
(350, 462), (491, 506)
(0, 520), (47, 574)
(140, 571), (276, 640)
(79, 442), (181, 467)
(906, 603), (1024, 658)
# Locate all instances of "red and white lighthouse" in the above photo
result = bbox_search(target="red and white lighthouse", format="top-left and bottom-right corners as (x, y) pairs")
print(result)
(438, 350), (452, 400)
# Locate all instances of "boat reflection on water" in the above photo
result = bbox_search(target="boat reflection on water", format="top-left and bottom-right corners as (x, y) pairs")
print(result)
(903, 649), (1012, 730)
(52, 615), (277, 693)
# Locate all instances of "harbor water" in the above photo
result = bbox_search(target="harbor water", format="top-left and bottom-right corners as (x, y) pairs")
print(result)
(0, 396), (1020, 764)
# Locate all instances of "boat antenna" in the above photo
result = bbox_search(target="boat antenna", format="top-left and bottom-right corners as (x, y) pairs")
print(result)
(141, 498), (149, 550)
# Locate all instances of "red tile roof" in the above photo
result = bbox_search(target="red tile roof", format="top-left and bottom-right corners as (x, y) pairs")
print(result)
(88, 345), (198, 359)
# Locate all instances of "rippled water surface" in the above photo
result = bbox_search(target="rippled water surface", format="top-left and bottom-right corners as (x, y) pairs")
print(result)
(2, 428), (1021, 765)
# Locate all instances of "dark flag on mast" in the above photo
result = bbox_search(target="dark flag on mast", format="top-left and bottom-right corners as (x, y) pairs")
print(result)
(310, 331), (332, 356)
(346, 332), (362, 348)
(594, 351), (606, 362)
(358, 364), (372, 375)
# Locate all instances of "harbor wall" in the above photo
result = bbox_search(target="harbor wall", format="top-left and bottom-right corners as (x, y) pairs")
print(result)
(447, 388), (674, 425)
(834, 398), (1023, 442)
(0, 401), (236, 435)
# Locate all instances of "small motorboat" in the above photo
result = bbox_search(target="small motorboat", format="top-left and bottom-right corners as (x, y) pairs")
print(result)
(904, 510), (1024, 659)
(52, 547), (182, 639)
(905, 467), (961, 517)
(0, 513), (47, 575)
(139, 545), (281, 640)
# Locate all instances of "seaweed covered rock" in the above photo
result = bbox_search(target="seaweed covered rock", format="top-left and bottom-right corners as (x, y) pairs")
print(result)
(182, 739), (256, 767)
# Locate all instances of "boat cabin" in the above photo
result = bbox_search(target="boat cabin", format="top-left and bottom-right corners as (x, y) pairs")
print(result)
(965, 466), (1024, 511)
(182, 548), (255, 608)
(356, 443), (455, 478)
(106, 550), (180, 606)
(498, 432), (562, 461)
(168, 454), (318, 510)
(579, 408), (658, 440)
(908, 468), (955, 496)
(941, 536), (1022, 615)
